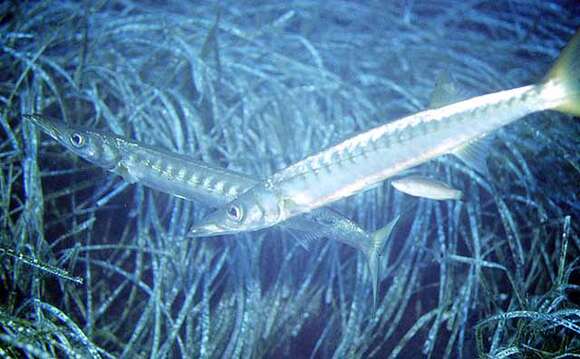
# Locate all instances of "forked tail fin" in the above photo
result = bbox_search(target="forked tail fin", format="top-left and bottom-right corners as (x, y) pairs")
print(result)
(366, 215), (400, 311)
(545, 29), (580, 116)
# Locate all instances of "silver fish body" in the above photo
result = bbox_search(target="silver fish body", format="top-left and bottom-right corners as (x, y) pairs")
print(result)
(266, 83), (564, 211)
(117, 143), (254, 206)
(191, 30), (580, 236)
(193, 84), (556, 234)
(25, 114), (254, 206)
(391, 175), (463, 201)
(25, 114), (396, 305)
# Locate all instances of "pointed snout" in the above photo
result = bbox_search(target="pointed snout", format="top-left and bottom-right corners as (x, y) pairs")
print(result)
(23, 114), (64, 140)
(188, 222), (228, 238)
(188, 211), (238, 238)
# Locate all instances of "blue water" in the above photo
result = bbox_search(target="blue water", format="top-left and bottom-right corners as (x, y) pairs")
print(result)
(3, 0), (579, 357)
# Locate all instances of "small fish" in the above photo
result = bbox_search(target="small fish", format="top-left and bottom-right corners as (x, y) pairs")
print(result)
(391, 176), (463, 201)
(190, 30), (580, 237)
(26, 114), (397, 308)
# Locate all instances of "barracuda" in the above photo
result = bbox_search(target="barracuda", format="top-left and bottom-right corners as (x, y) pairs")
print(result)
(25, 114), (398, 307)
(191, 30), (580, 236)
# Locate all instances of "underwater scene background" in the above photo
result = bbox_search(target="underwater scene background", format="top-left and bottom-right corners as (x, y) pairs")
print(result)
(1, 0), (579, 357)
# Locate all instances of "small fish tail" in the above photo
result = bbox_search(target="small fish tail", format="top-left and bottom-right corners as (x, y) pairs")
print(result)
(366, 249), (380, 312)
(366, 215), (400, 310)
(545, 29), (580, 116)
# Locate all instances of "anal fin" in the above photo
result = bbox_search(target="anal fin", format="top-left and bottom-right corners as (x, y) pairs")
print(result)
(452, 137), (492, 177)
(288, 229), (328, 251)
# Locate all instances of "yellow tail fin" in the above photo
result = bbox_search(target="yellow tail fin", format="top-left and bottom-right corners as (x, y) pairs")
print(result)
(546, 29), (580, 116)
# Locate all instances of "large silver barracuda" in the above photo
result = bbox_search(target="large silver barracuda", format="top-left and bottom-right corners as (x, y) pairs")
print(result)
(190, 30), (580, 236)
(25, 114), (398, 307)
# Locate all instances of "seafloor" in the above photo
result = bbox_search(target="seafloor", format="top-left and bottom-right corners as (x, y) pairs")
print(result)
(0, 1), (579, 358)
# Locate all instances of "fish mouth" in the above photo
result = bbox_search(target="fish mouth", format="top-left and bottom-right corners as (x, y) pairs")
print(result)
(188, 220), (235, 238)
(23, 114), (64, 140)
(189, 207), (248, 237)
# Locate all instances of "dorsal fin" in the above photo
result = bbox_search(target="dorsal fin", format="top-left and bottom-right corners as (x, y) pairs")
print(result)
(429, 71), (459, 109)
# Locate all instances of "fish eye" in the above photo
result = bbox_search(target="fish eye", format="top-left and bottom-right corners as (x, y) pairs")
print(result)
(69, 132), (85, 148)
(227, 204), (243, 222)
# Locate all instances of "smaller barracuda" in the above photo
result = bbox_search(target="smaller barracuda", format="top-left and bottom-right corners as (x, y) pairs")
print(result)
(25, 114), (398, 307)
(391, 176), (463, 201)
(190, 30), (580, 237)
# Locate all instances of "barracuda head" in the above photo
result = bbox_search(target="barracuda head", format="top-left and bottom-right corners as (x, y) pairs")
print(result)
(189, 183), (282, 237)
(24, 114), (121, 170)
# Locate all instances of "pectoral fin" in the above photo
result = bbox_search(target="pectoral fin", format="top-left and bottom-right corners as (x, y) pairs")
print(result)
(281, 197), (302, 215)
(115, 163), (140, 184)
